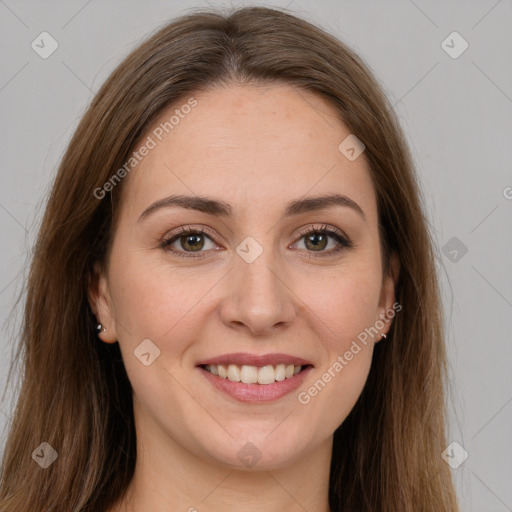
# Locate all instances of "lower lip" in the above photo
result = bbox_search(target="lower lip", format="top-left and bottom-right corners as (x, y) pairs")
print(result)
(197, 365), (313, 403)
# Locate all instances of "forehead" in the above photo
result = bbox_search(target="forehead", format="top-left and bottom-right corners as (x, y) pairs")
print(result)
(120, 83), (377, 224)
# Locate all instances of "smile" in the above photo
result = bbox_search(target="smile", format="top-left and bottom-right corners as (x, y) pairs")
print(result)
(197, 365), (313, 403)
(203, 363), (304, 385)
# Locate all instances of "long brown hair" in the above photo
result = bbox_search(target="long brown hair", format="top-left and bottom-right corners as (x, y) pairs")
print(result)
(0, 6), (458, 511)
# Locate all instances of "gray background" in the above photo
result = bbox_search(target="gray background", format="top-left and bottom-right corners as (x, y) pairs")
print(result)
(0, 0), (511, 510)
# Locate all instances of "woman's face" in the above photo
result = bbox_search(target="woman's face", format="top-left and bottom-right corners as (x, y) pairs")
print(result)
(92, 83), (397, 470)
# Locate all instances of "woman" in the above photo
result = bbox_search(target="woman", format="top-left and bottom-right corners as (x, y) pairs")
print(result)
(0, 6), (459, 511)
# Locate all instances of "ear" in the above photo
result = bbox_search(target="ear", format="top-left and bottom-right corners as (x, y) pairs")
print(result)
(375, 251), (400, 341)
(88, 261), (118, 344)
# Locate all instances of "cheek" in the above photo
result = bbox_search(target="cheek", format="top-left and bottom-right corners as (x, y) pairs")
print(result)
(296, 266), (382, 348)
(292, 268), (381, 416)
(108, 246), (218, 359)
(294, 295), (377, 435)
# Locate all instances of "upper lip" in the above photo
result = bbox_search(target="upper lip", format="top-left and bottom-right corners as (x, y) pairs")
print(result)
(196, 352), (313, 367)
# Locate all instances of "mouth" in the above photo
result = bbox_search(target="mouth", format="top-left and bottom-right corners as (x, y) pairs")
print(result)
(195, 353), (314, 403)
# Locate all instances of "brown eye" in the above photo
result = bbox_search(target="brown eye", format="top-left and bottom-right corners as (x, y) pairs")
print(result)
(178, 233), (205, 252)
(303, 232), (329, 251)
(161, 227), (218, 258)
(293, 224), (352, 258)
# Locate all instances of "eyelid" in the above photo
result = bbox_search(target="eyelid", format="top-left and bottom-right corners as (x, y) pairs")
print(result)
(162, 225), (223, 246)
(295, 223), (349, 242)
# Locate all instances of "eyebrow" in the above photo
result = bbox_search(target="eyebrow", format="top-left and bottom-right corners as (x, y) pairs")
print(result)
(137, 193), (366, 222)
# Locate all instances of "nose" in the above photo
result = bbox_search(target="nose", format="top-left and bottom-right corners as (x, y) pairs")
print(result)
(219, 246), (297, 336)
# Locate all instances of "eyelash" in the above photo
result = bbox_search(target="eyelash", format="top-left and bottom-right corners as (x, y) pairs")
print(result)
(160, 224), (352, 259)
(160, 224), (353, 258)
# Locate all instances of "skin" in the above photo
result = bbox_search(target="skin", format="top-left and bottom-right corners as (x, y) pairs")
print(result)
(89, 83), (399, 512)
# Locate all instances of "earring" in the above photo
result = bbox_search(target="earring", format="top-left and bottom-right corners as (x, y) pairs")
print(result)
(95, 323), (106, 335)
(381, 333), (387, 340)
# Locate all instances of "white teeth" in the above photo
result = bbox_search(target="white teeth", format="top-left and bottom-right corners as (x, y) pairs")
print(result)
(275, 364), (286, 381)
(257, 365), (276, 385)
(204, 363), (304, 384)
(240, 365), (258, 384)
(218, 365), (227, 379)
(227, 364), (241, 382)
